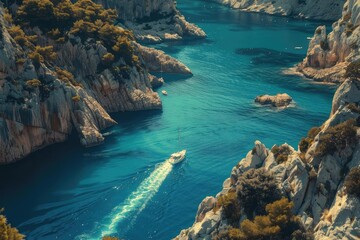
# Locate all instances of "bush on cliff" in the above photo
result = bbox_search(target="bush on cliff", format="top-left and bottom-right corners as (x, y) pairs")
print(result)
(345, 61), (360, 79)
(315, 119), (357, 157)
(215, 190), (241, 225)
(271, 145), (292, 164)
(299, 126), (321, 154)
(0, 210), (25, 240)
(13, 0), (138, 66)
(214, 198), (313, 240)
(345, 167), (360, 198)
(236, 168), (281, 218)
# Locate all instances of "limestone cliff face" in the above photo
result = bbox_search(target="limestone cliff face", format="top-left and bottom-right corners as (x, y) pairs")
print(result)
(0, 4), (163, 164)
(212, 0), (344, 21)
(176, 78), (360, 239)
(298, 0), (360, 83)
(95, 0), (206, 43)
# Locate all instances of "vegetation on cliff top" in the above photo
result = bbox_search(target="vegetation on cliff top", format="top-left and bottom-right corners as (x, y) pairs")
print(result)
(0, 210), (24, 240)
(4, 0), (139, 89)
(215, 198), (313, 240)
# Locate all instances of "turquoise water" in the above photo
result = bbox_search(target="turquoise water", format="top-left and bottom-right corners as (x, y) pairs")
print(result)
(0, 1), (336, 239)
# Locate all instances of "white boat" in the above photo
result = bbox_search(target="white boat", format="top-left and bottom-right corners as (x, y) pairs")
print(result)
(294, 46), (303, 50)
(162, 90), (168, 96)
(168, 150), (186, 165)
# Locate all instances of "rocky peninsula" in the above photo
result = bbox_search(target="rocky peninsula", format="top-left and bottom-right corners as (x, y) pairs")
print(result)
(96, 0), (206, 43)
(0, 0), (197, 164)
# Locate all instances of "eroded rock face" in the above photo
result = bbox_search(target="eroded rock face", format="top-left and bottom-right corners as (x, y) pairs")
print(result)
(137, 43), (192, 74)
(95, 0), (206, 43)
(298, 0), (360, 83)
(255, 93), (293, 108)
(0, 4), (162, 164)
(211, 0), (344, 21)
(175, 79), (360, 239)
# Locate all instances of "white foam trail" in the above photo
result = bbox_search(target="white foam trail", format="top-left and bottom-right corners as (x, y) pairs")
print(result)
(100, 160), (173, 237)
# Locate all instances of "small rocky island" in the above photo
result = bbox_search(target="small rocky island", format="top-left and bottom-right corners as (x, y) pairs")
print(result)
(255, 93), (293, 108)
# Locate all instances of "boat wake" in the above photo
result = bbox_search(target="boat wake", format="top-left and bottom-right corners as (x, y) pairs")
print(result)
(79, 160), (174, 239)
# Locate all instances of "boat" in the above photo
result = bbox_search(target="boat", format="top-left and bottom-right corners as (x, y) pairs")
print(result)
(168, 150), (186, 165)
(162, 90), (168, 96)
(294, 46), (303, 50)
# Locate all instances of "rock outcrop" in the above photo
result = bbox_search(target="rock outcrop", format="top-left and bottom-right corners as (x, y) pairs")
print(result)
(95, 0), (206, 43)
(0, 3), (163, 164)
(137, 43), (192, 74)
(298, 0), (360, 83)
(255, 93), (293, 108)
(212, 0), (344, 21)
(176, 78), (360, 239)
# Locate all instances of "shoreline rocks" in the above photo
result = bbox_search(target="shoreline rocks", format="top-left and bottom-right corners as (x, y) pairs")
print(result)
(176, 78), (360, 240)
(95, 0), (206, 43)
(297, 0), (360, 83)
(255, 93), (293, 108)
(211, 0), (344, 21)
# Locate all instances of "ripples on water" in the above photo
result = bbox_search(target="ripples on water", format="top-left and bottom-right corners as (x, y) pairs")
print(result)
(0, 0), (336, 239)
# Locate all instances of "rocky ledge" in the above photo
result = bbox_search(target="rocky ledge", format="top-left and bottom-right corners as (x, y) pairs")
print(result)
(297, 0), (360, 83)
(212, 0), (344, 21)
(96, 0), (206, 43)
(255, 93), (293, 108)
(176, 78), (360, 239)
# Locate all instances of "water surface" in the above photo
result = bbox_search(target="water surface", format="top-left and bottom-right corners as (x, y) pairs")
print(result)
(0, 1), (336, 239)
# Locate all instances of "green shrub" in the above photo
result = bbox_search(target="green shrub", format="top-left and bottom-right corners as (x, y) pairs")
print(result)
(236, 168), (281, 218)
(271, 145), (292, 164)
(102, 53), (115, 64)
(315, 119), (357, 157)
(215, 198), (313, 240)
(299, 127), (321, 154)
(0, 210), (25, 240)
(345, 61), (360, 79)
(28, 45), (57, 67)
(26, 79), (41, 87)
(344, 167), (360, 198)
(216, 191), (241, 225)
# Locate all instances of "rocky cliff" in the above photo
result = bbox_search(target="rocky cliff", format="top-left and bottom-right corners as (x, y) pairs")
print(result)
(0, 0), (190, 164)
(297, 0), (360, 83)
(211, 0), (344, 21)
(176, 78), (360, 239)
(95, 0), (206, 43)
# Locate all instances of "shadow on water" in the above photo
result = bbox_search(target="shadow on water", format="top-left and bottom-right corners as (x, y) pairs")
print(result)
(236, 48), (305, 66)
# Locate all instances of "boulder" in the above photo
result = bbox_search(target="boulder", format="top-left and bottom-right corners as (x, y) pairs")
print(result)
(255, 93), (293, 108)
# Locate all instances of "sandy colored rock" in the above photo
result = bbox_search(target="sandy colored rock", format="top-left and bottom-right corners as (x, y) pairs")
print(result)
(255, 93), (293, 107)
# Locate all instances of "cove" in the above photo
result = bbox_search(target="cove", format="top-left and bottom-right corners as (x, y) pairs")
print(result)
(0, 0), (336, 239)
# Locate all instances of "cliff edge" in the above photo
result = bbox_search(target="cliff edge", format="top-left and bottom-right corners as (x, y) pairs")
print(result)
(298, 0), (360, 83)
(211, 0), (344, 21)
(176, 77), (360, 239)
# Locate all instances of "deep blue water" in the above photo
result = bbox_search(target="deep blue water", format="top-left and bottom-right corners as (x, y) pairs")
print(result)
(0, 1), (336, 240)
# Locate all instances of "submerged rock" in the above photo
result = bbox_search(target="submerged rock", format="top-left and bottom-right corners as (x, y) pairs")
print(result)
(255, 93), (293, 108)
